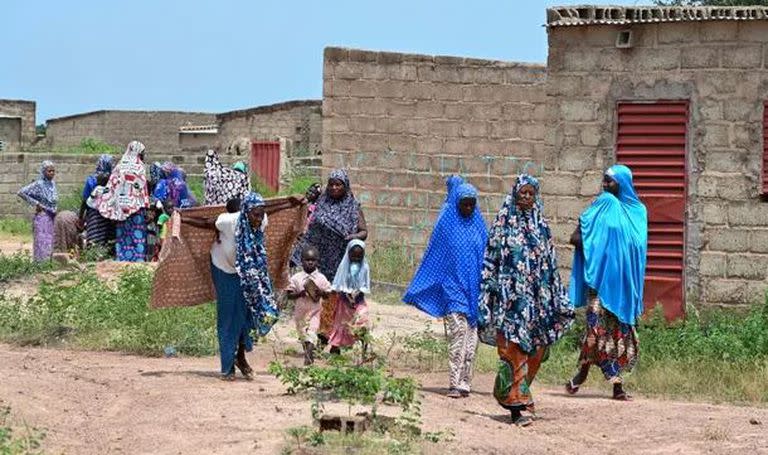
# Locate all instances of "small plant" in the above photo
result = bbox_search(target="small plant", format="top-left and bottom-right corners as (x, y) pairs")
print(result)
(0, 404), (46, 455)
(368, 243), (417, 286)
(0, 252), (55, 283)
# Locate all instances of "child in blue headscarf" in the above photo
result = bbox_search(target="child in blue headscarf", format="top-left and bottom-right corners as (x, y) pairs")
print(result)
(566, 164), (648, 401)
(403, 175), (488, 399)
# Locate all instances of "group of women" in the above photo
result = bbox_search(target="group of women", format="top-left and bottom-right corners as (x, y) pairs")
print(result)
(17, 143), (647, 427)
(17, 142), (244, 263)
(404, 164), (647, 427)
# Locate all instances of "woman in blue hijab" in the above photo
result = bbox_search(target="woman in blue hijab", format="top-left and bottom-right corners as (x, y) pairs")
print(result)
(566, 164), (647, 401)
(403, 175), (488, 399)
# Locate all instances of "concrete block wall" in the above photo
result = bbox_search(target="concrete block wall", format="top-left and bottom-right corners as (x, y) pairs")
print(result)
(548, 21), (768, 307)
(46, 111), (216, 155)
(322, 47), (548, 256)
(0, 99), (36, 149)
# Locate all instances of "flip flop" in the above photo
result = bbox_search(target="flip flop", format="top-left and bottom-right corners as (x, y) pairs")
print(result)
(565, 379), (580, 395)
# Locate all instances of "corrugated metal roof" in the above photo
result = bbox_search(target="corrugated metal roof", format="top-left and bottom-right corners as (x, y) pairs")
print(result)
(547, 5), (768, 27)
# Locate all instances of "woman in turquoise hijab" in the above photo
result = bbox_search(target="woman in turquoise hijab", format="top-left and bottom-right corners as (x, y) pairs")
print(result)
(566, 164), (647, 401)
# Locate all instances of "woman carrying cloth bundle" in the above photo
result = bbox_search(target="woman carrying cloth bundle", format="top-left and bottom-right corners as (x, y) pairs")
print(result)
(566, 164), (648, 401)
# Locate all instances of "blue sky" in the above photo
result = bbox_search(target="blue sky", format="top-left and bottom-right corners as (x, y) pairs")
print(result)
(3, 0), (640, 122)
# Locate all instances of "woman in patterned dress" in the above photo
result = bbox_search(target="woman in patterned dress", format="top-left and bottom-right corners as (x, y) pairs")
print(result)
(478, 174), (574, 426)
(291, 169), (367, 348)
(17, 160), (58, 261)
(566, 164), (647, 401)
(95, 141), (150, 262)
(403, 175), (488, 399)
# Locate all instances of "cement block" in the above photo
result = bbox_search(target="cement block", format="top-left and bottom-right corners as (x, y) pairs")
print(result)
(729, 203), (768, 226)
(706, 228), (749, 252)
(541, 173), (581, 197)
(703, 279), (746, 305)
(387, 64), (418, 81)
(560, 100), (598, 122)
(413, 101), (443, 119)
(720, 46), (763, 69)
(698, 252), (726, 277)
(748, 230), (768, 253)
(727, 254), (768, 280)
(631, 48), (681, 71)
(658, 23), (699, 44)
(699, 22), (738, 42)
(681, 47), (720, 69)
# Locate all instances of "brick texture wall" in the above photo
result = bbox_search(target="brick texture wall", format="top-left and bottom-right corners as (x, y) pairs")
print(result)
(216, 101), (323, 177)
(322, 47), (548, 253)
(548, 21), (768, 307)
(0, 99), (36, 149)
(46, 110), (216, 155)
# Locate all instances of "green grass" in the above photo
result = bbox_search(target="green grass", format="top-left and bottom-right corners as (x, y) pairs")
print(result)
(0, 267), (217, 357)
(0, 253), (54, 283)
(57, 187), (83, 213)
(393, 304), (768, 404)
(0, 404), (45, 455)
(0, 219), (32, 239)
(368, 243), (417, 286)
(24, 138), (120, 156)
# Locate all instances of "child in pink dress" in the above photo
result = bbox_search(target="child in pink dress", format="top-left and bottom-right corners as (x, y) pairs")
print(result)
(286, 245), (332, 365)
(328, 239), (371, 355)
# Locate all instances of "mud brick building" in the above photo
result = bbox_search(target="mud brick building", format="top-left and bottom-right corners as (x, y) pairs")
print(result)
(322, 5), (768, 313)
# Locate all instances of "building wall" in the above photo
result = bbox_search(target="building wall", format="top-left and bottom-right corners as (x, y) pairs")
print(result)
(321, 47), (548, 252)
(46, 110), (216, 154)
(0, 99), (36, 148)
(547, 20), (768, 308)
(0, 118), (22, 153)
(216, 101), (323, 177)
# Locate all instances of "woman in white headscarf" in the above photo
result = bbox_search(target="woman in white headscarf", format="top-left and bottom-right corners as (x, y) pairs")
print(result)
(96, 141), (150, 262)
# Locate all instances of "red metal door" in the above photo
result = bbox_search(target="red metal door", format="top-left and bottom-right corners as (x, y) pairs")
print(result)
(250, 141), (281, 192)
(616, 101), (688, 320)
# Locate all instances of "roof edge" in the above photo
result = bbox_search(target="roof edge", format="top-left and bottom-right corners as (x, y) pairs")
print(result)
(547, 5), (768, 27)
(47, 109), (215, 124)
(216, 99), (322, 122)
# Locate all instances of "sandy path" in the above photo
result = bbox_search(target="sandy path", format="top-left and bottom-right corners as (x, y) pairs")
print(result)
(2, 236), (767, 454)
(1, 340), (766, 455)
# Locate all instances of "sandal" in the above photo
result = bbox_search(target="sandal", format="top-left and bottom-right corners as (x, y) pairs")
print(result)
(220, 372), (236, 382)
(460, 390), (470, 398)
(446, 388), (462, 399)
(612, 391), (632, 401)
(565, 379), (580, 395)
(511, 414), (533, 427)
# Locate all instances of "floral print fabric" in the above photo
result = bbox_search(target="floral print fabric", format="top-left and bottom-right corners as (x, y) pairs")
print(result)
(478, 174), (574, 353)
(235, 192), (279, 338)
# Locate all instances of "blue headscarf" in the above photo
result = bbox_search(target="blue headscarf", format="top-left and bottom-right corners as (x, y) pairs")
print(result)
(18, 160), (58, 214)
(478, 174), (574, 351)
(569, 164), (648, 325)
(235, 192), (279, 337)
(82, 154), (114, 200)
(153, 164), (196, 208)
(403, 175), (488, 326)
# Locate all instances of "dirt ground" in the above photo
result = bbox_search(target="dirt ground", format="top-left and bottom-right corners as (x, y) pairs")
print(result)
(2, 237), (768, 454)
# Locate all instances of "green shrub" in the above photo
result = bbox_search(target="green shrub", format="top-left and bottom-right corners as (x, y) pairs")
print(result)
(0, 267), (217, 356)
(0, 253), (54, 283)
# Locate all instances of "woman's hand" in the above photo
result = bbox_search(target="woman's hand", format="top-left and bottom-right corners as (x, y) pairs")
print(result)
(35, 204), (43, 214)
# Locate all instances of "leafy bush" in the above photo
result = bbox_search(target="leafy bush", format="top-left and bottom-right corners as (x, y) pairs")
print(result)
(0, 253), (54, 283)
(0, 267), (217, 356)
